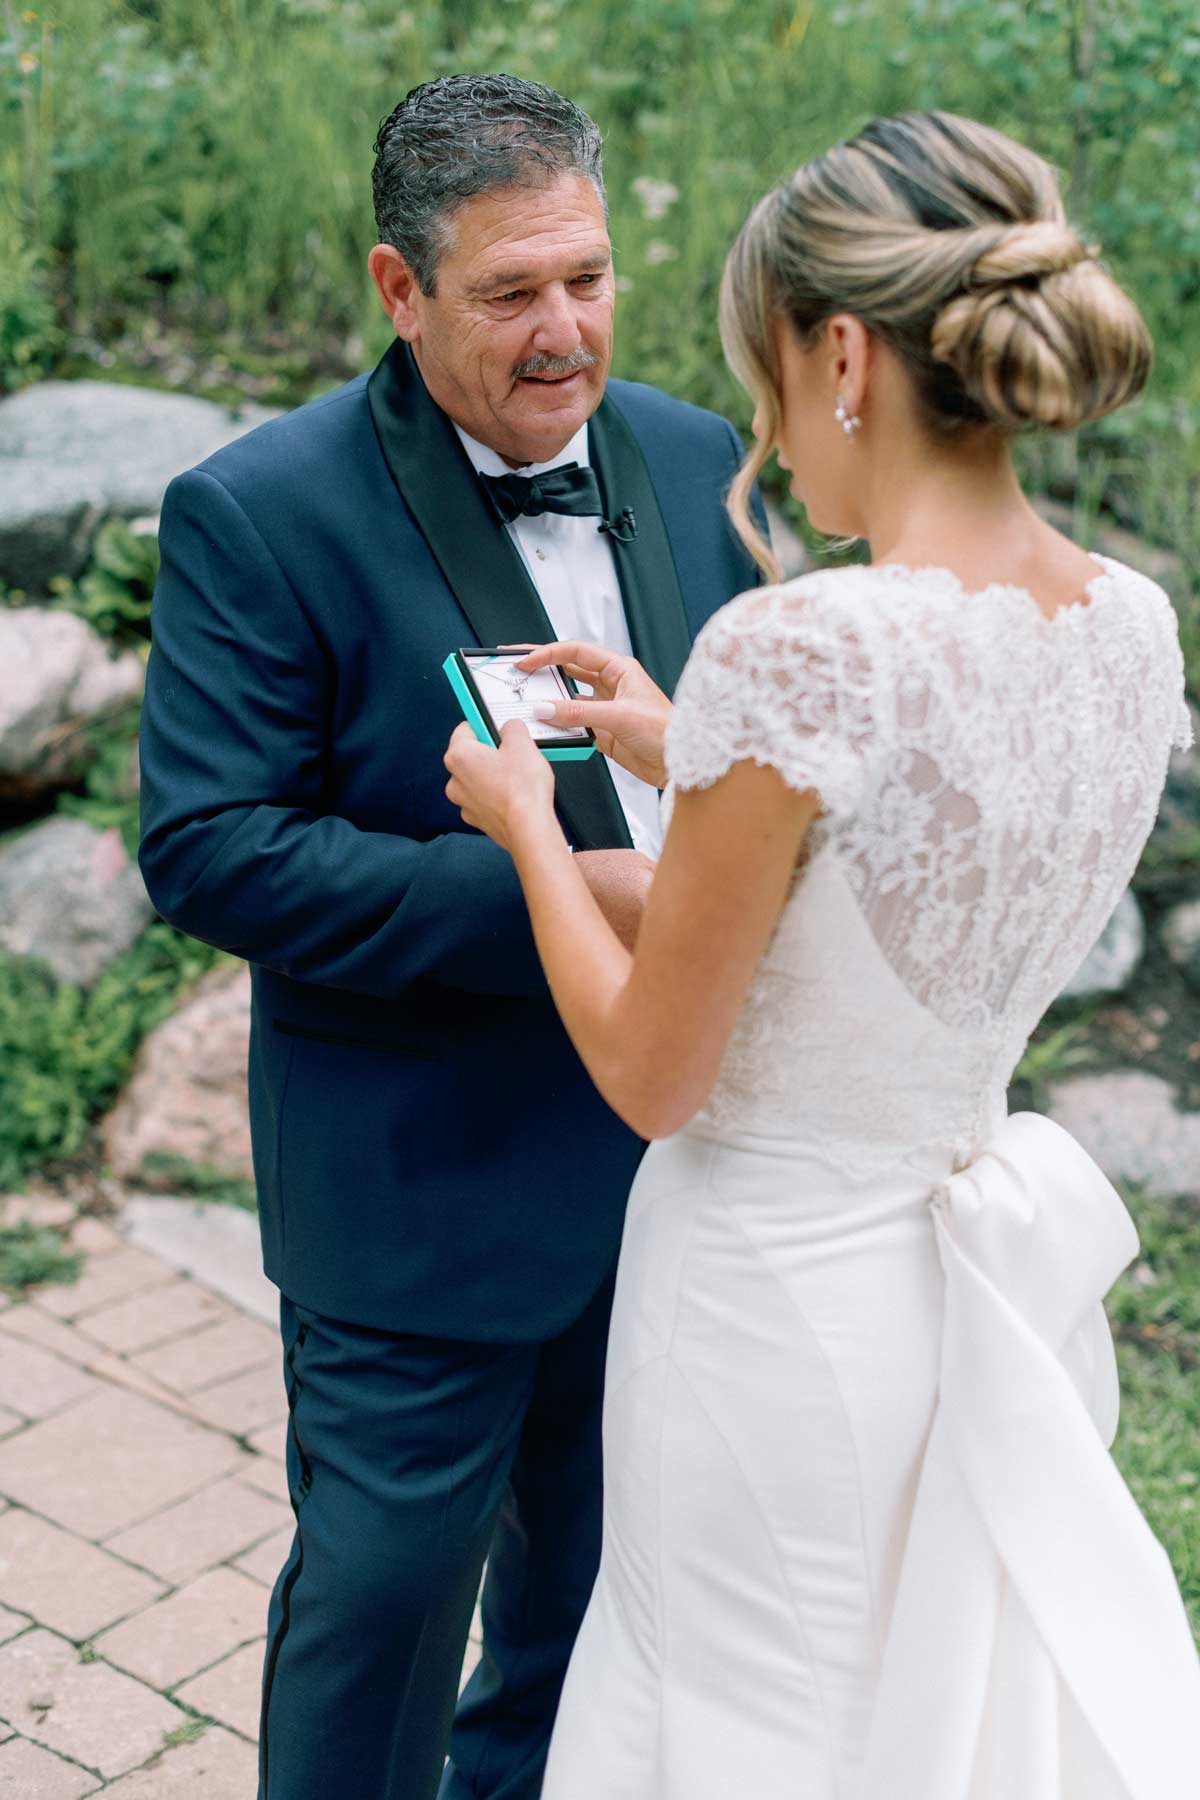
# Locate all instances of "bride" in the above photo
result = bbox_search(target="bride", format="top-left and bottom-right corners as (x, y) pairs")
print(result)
(443, 109), (1200, 1796)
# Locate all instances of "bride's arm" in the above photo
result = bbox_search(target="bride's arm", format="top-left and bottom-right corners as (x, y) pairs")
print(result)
(444, 721), (817, 1139)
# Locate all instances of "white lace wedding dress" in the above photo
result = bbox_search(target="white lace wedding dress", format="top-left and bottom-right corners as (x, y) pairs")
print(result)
(541, 556), (1200, 1799)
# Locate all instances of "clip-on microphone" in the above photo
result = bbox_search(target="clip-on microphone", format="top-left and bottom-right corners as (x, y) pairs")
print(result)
(598, 507), (638, 544)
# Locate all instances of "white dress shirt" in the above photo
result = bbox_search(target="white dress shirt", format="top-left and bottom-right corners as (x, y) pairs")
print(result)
(452, 420), (664, 859)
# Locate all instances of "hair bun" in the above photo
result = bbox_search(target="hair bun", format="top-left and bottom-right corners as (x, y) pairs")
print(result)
(969, 220), (1094, 287)
(931, 221), (1150, 431)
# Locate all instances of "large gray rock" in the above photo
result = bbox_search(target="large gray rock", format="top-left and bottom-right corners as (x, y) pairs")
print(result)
(1047, 1069), (1200, 1198)
(0, 816), (153, 984)
(0, 606), (143, 800)
(1058, 888), (1145, 1002)
(0, 381), (280, 590)
(1162, 898), (1200, 993)
(103, 963), (253, 1186)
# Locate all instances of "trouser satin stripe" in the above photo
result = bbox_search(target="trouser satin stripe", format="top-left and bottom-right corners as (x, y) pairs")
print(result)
(260, 1322), (312, 1795)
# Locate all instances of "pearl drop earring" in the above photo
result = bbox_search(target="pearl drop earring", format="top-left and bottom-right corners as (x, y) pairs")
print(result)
(834, 394), (862, 437)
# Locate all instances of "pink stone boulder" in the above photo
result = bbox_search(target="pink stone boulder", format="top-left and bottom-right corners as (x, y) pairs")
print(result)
(103, 963), (253, 1186)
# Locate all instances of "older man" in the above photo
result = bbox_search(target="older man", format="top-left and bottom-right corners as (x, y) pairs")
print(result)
(139, 73), (757, 1800)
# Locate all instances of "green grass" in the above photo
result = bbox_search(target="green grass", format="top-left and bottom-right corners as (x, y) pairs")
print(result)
(0, 1220), (81, 1294)
(1110, 1185), (1200, 1641)
(138, 1152), (257, 1212)
(0, 3), (1197, 686)
(161, 1718), (210, 1751)
(0, 928), (231, 1190)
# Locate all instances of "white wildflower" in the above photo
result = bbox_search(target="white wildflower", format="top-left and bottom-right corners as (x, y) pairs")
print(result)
(632, 177), (680, 222)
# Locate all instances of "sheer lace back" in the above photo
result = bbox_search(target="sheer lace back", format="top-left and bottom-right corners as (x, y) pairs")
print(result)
(665, 557), (1192, 1173)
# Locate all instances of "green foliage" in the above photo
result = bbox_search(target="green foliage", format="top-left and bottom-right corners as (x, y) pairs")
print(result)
(139, 1151), (257, 1211)
(0, 926), (231, 1189)
(49, 523), (158, 855)
(2, 0), (1195, 410)
(161, 1718), (210, 1749)
(0, 195), (60, 391)
(0, 0), (1195, 669)
(1013, 1015), (1096, 1106)
(52, 519), (159, 645)
(55, 701), (143, 857)
(0, 1220), (81, 1294)
(1110, 1185), (1200, 1639)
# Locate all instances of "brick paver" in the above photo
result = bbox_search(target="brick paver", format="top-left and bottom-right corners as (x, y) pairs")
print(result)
(97, 1725), (256, 1797)
(0, 1307), (108, 1369)
(174, 1638), (265, 1740)
(97, 1566), (267, 1691)
(132, 1314), (278, 1396)
(74, 1280), (231, 1357)
(0, 1629), (184, 1780)
(187, 1364), (288, 1438)
(0, 1734), (101, 1797)
(36, 1249), (175, 1323)
(0, 1388), (240, 1538)
(0, 1605), (29, 1647)
(0, 1205), (479, 1791)
(0, 1512), (163, 1641)
(63, 1220), (123, 1258)
(104, 1475), (289, 1588)
(0, 1337), (100, 1421)
(232, 1522), (294, 1589)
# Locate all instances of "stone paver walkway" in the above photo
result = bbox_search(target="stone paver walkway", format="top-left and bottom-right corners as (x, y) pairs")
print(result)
(0, 1193), (482, 1795)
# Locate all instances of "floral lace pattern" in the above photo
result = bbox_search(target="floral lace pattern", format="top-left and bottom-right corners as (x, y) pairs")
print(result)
(665, 557), (1192, 1167)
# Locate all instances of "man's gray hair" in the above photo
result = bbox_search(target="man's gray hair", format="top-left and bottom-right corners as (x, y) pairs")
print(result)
(373, 74), (606, 295)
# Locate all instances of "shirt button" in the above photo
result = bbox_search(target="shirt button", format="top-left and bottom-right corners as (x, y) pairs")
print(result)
(535, 547), (547, 561)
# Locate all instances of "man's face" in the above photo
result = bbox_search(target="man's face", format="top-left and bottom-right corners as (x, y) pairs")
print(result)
(380, 172), (614, 467)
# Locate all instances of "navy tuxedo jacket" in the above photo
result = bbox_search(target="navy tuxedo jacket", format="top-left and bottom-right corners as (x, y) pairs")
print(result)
(139, 342), (758, 1339)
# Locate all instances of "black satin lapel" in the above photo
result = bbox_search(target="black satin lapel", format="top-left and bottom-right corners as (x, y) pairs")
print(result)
(367, 343), (632, 851)
(589, 396), (692, 698)
(367, 341), (554, 651)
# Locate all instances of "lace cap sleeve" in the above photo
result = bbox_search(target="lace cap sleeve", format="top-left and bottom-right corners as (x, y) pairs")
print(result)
(665, 576), (876, 816)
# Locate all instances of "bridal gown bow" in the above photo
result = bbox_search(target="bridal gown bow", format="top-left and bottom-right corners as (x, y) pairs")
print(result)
(861, 1111), (1200, 1798)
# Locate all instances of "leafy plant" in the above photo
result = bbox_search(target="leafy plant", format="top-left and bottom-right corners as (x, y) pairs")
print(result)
(1014, 1015), (1097, 1107)
(52, 519), (159, 645)
(161, 1718), (210, 1750)
(0, 1220), (81, 1294)
(138, 1151), (257, 1212)
(0, 926), (230, 1189)
(1110, 1184), (1200, 1640)
(0, 194), (60, 392)
(54, 701), (142, 858)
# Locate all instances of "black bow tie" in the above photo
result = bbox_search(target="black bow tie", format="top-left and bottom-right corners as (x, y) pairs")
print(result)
(481, 461), (603, 526)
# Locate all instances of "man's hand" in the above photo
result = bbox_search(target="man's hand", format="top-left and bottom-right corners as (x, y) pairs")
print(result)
(573, 849), (656, 952)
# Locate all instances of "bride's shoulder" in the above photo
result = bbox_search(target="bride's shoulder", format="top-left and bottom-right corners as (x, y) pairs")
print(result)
(698, 563), (914, 655)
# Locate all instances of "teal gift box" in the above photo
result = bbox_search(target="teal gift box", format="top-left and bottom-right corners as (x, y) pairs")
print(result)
(443, 649), (597, 763)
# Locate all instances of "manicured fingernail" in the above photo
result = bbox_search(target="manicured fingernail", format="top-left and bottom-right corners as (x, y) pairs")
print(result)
(531, 702), (556, 721)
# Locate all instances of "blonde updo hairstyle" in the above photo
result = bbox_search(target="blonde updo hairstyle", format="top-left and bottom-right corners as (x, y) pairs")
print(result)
(721, 110), (1152, 577)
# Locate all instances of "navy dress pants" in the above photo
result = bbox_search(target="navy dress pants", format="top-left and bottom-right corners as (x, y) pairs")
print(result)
(257, 1267), (615, 1800)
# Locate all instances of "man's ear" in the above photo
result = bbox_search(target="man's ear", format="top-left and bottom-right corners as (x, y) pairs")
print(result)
(368, 244), (422, 343)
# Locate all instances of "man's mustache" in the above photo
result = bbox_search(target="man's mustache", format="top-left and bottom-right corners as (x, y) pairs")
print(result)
(512, 348), (600, 380)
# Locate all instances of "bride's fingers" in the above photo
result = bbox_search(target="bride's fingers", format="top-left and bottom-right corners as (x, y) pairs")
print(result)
(553, 664), (615, 698)
(517, 640), (615, 677)
(533, 696), (644, 735)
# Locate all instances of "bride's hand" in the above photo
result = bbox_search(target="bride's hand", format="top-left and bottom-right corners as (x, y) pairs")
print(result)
(443, 720), (557, 855)
(515, 640), (672, 788)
